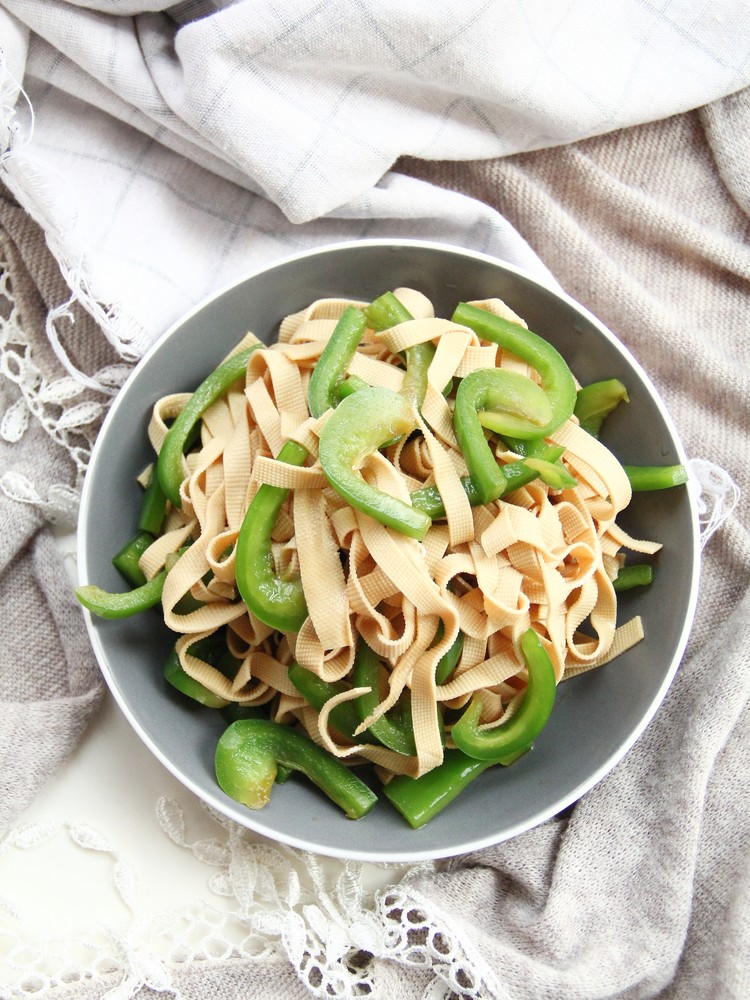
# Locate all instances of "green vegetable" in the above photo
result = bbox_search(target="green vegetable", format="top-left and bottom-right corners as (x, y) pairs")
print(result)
(334, 373), (370, 400)
(613, 564), (655, 591)
(234, 439), (309, 633)
(318, 386), (431, 540)
(382, 749), (493, 829)
(157, 345), (261, 507)
(75, 570), (167, 619)
(138, 468), (168, 535)
(112, 530), (153, 587)
(215, 719), (378, 819)
(451, 302), (577, 435)
(220, 703), (269, 723)
(574, 378), (629, 437)
(624, 464), (688, 491)
(307, 306), (366, 418)
(435, 629), (464, 685)
(287, 662), (368, 742)
(451, 627), (556, 761)
(453, 368), (556, 504)
(522, 456), (578, 491)
(365, 291), (434, 410)
(163, 647), (230, 708)
(364, 290), (412, 332)
(353, 641), (417, 756)
(409, 447), (567, 518)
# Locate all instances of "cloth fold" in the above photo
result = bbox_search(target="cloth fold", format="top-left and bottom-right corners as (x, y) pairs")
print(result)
(0, 187), (105, 831)
(0, 3), (749, 998)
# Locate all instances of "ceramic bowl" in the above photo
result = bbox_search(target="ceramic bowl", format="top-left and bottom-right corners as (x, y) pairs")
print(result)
(77, 239), (700, 862)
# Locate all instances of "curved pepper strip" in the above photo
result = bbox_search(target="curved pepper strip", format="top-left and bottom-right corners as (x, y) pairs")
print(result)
(451, 302), (577, 435)
(318, 386), (431, 540)
(353, 641), (417, 756)
(158, 344), (262, 507)
(364, 291), (435, 411)
(451, 627), (557, 761)
(307, 306), (367, 418)
(454, 368), (557, 503)
(215, 718), (378, 819)
(75, 569), (167, 619)
(235, 439), (309, 633)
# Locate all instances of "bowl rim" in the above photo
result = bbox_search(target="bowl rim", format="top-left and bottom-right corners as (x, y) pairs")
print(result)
(77, 237), (702, 862)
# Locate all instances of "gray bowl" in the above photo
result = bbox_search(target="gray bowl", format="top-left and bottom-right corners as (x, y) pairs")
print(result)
(78, 239), (700, 862)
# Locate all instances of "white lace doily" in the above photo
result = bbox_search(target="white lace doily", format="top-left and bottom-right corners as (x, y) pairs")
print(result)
(0, 791), (498, 1000)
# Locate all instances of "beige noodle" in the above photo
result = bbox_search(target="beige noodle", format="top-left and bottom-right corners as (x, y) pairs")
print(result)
(140, 292), (658, 779)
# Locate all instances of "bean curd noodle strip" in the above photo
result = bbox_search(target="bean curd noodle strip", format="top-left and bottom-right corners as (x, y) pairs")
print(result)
(142, 292), (660, 779)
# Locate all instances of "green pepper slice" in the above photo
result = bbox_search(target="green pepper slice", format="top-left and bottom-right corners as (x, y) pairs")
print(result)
(365, 291), (435, 411)
(613, 564), (655, 591)
(382, 749), (494, 829)
(215, 719), (378, 819)
(75, 570), (167, 620)
(287, 662), (369, 743)
(318, 386), (431, 540)
(574, 378), (629, 438)
(157, 344), (261, 507)
(624, 464), (688, 491)
(353, 641), (417, 756)
(138, 468), (168, 536)
(235, 439), (309, 633)
(454, 368), (556, 504)
(451, 627), (556, 761)
(112, 530), (154, 587)
(451, 302), (577, 435)
(308, 306), (367, 418)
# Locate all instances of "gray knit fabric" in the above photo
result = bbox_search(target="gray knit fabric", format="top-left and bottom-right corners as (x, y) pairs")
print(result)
(0, 189), (106, 833)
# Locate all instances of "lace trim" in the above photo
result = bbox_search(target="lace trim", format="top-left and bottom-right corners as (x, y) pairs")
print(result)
(0, 801), (498, 1000)
(0, 253), (131, 525)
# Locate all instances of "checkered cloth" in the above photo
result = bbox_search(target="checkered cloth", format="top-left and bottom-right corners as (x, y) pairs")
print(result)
(1, 2), (749, 998)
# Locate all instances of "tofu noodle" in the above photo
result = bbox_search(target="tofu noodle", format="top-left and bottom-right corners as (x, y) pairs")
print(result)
(141, 290), (659, 780)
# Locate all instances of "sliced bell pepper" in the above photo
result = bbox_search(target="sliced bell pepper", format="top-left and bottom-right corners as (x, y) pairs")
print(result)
(215, 719), (378, 819)
(382, 749), (493, 829)
(157, 344), (261, 507)
(574, 378), (629, 437)
(454, 368), (556, 503)
(75, 569), (167, 619)
(365, 291), (435, 411)
(235, 439), (309, 633)
(318, 386), (431, 540)
(624, 464), (688, 491)
(112, 530), (154, 587)
(451, 627), (556, 761)
(451, 302), (577, 435)
(308, 306), (367, 418)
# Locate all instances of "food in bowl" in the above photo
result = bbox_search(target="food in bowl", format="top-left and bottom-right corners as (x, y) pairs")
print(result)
(76, 280), (687, 830)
